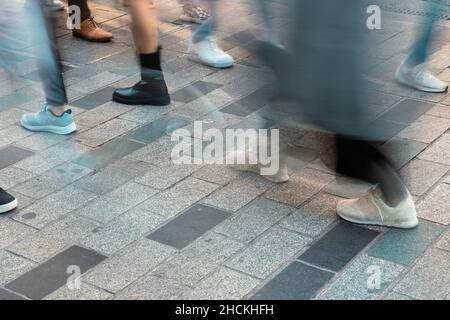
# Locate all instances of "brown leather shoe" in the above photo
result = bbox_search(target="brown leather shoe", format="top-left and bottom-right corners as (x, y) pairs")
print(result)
(72, 17), (113, 42)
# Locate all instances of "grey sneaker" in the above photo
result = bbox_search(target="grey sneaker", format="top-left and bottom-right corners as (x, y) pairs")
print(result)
(21, 104), (77, 135)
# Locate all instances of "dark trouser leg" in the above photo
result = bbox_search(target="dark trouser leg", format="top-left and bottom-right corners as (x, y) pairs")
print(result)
(68, 0), (91, 22)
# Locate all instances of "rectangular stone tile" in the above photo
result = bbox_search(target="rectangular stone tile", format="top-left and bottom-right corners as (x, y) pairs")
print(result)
(8, 215), (99, 262)
(298, 222), (379, 272)
(214, 199), (293, 243)
(140, 177), (219, 217)
(394, 248), (450, 299)
(252, 261), (334, 300)
(0, 167), (34, 192)
(74, 101), (133, 128)
(417, 183), (450, 225)
(44, 282), (112, 300)
(80, 207), (165, 255)
(76, 182), (158, 224)
(134, 163), (200, 190)
(184, 268), (260, 300)
(192, 165), (240, 185)
(265, 168), (334, 207)
(427, 103), (450, 118)
(70, 86), (115, 110)
(0, 218), (36, 249)
(12, 162), (92, 200)
(380, 99), (435, 124)
(418, 133), (450, 165)
(0, 250), (36, 286)
(72, 138), (145, 171)
(14, 132), (70, 152)
(0, 288), (26, 300)
(75, 118), (138, 148)
(171, 80), (222, 103)
(153, 233), (243, 287)
(379, 138), (428, 169)
(124, 115), (190, 144)
(148, 204), (231, 249)
(6, 246), (106, 300)
(323, 176), (373, 200)
(68, 71), (123, 94)
(398, 115), (450, 144)
(367, 219), (445, 266)
(126, 135), (181, 166)
(220, 85), (273, 117)
(280, 193), (340, 237)
(0, 146), (34, 169)
(227, 227), (309, 279)
(84, 239), (176, 293)
(317, 254), (404, 300)
(13, 185), (98, 229)
(119, 105), (171, 124)
(367, 119), (407, 142)
(400, 159), (449, 196)
(203, 174), (273, 212)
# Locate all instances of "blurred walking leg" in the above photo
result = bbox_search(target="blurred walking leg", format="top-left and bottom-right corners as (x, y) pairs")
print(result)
(112, 0), (170, 106)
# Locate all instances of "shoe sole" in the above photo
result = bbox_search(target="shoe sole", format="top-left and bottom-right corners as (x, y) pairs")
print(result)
(112, 94), (171, 106)
(395, 73), (449, 93)
(0, 199), (18, 214)
(188, 55), (234, 69)
(179, 15), (204, 24)
(20, 121), (77, 135)
(337, 210), (419, 229)
(73, 32), (114, 43)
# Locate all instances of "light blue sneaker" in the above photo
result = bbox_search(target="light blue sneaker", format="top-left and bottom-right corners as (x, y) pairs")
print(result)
(21, 104), (77, 135)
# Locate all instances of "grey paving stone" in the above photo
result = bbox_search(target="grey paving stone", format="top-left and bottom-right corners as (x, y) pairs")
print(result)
(119, 105), (171, 124)
(394, 248), (450, 300)
(436, 227), (450, 251)
(76, 182), (158, 224)
(265, 168), (334, 207)
(317, 254), (404, 300)
(252, 261), (334, 300)
(6, 245), (106, 300)
(84, 239), (176, 293)
(227, 226), (310, 279)
(8, 215), (99, 262)
(148, 204), (232, 249)
(153, 233), (243, 286)
(135, 163), (200, 190)
(76, 118), (138, 148)
(70, 86), (115, 110)
(324, 176), (373, 199)
(379, 138), (428, 169)
(418, 133), (450, 165)
(380, 99), (435, 124)
(399, 159), (449, 196)
(280, 193), (340, 237)
(417, 183), (450, 225)
(367, 219), (445, 266)
(0, 288), (26, 300)
(14, 132), (70, 152)
(140, 177), (219, 217)
(73, 159), (153, 194)
(184, 268), (261, 300)
(171, 80), (222, 103)
(192, 165), (241, 185)
(74, 101), (133, 128)
(0, 250), (36, 286)
(203, 173), (273, 212)
(427, 103), (450, 118)
(382, 291), (415, 300)
(68, 71), (123, 94)
(44, 282), (112, 300)
(214, 199), (293, 243)
(298, 222), (379, 272)
(398, 115), (450, 144)
(126, 135), (182, 166)
(0, 218), (36, 249)
(180, 110), (242, 140)
(12, 162), (92, 200)
(0, 167), (34, 192)
(0, 146), (34, 169)
(124, 115), (190, 144)
(220, 84), (274, 117)
(80, 207), (165, 255)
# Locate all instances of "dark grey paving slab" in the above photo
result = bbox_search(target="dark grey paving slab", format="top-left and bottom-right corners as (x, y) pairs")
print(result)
(220, 85), (273, 117)
(148, 204), (232, 249)
(171, 81), (222, 103)
(125, 115), (190, 144)
(368, 119), (407, 142)
(252, 261), (334, 300)
(0, 146), (34, 169)
(367, 219), (446, 266)
(223, 29), (256, 45)
(0, 88), (38, 112)
(0, 288), (26, 300)
(70, 86), (115, 110)
(380, 99), (435, 124)
(298, 222), (379, 272)
(72, 138), (145, 170)
(6, 246), (106, 300)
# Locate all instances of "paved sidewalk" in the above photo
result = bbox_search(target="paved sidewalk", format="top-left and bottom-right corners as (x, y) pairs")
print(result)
(1, 0), (450, 300)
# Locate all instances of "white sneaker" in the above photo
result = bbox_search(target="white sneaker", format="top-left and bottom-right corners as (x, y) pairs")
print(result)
(337, 186), (418, 229)
(395, 60), (448, 93)
(189, 37), (234, 69)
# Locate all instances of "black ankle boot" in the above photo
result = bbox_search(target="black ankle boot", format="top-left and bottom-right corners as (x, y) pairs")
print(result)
(113, 69), (170, 106)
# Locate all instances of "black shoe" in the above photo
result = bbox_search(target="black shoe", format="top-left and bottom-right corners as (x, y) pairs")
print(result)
(113, 73), (171, 106)
(0, 188), (18, 214)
